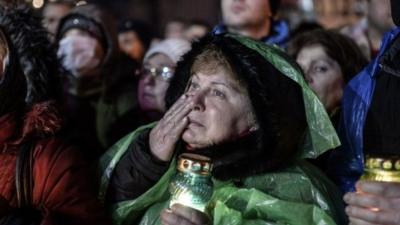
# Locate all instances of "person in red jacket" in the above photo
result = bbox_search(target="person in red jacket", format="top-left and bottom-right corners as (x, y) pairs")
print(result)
(0, 6), (110, 225)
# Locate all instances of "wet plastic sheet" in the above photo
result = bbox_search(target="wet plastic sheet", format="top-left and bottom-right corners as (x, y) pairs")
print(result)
(98, 122), (158, 203)
(103, 157), (345, 225)
(211, 187), (335, 225)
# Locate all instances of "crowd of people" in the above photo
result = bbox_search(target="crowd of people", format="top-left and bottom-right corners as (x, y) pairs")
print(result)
(0, 0), (399, 224)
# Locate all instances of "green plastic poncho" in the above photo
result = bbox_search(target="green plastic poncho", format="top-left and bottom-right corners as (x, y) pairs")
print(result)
(99, 35), (345, 225)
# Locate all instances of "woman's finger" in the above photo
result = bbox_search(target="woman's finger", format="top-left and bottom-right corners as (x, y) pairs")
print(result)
(161, 209), (196, 225)
(357, 181), (400, 198)
(160, 98), (193, 135)
(171, 204), (209, 225)
(346, 205), (400, 224)
(149, 117), (189, 161)
(344, 192), (381, 209)
(165, 96), (193, 122)
(164, 95), (188, 119)
(165, 101), (193, 128)
(348, 216), (378, 225)
(165, 116), (189, 142)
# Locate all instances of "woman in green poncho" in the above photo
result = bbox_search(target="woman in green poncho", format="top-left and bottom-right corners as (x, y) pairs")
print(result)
(99, 34), (347, 225)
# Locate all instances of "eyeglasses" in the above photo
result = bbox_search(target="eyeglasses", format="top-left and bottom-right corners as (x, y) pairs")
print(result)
(138, 66), (175, 81)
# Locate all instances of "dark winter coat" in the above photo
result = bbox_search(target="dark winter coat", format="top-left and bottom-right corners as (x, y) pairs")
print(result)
(0, 103), (110, 225)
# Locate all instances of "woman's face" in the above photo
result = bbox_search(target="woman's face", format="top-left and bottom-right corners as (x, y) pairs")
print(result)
(118, 31), (146, 61)
(182, 68), (256, 149)
(296, 44), (344, 113)
(59, 29), (105, 77)
(138, 53), (174, 113)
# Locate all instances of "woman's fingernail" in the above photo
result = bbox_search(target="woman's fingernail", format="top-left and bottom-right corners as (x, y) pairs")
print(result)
(171, 204), (180, 211)
(165, 208), (172, 214)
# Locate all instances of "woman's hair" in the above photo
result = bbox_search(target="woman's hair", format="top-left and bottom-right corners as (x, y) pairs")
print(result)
(288, 29), (369, 83)
(190, 44), (245, 90)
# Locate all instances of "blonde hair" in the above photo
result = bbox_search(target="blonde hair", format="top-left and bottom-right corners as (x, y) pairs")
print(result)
(190, 44), (245, 91)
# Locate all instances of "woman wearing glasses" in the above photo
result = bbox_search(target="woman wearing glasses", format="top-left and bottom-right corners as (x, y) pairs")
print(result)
(108, 38), (191, 144)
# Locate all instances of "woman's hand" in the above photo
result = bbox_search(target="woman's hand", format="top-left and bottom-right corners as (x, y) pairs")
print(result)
(160, 204), (210, 225)
(149, 95), (192, 162)
(344, 181), (400, 225)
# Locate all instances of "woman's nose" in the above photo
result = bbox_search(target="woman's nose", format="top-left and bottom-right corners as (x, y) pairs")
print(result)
(187, 91), (205, 111)
(304, 74), (313, 84)
(141, 74), (155, 85)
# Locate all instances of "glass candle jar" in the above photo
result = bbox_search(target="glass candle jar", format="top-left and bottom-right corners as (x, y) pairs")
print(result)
(169, 153), (213, 213)
(360, 155), (400, 182)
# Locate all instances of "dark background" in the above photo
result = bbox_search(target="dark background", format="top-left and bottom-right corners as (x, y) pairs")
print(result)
(81, 0), (220, 36)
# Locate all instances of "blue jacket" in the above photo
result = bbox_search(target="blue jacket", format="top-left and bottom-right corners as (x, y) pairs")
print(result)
(328, 27), (400, 193)
(212, 20), (290, 49)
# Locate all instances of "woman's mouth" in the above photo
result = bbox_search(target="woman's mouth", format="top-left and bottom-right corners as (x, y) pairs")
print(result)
(188, 118), (204, 128)
(141, 92), (155, 99)
(231, 4), (245, 14)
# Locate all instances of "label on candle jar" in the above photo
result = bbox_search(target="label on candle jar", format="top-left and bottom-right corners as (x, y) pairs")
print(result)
(169, 153), (213, 213)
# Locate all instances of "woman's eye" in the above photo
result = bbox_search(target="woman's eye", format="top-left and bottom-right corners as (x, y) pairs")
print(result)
(189, 81), (200, 90)
(314, 66), (328, 73)
(212, 89), (226, 98)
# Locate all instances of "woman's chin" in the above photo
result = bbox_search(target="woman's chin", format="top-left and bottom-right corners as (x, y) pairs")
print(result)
(182, 131), (206, 150)
(182, 130), (195, 143)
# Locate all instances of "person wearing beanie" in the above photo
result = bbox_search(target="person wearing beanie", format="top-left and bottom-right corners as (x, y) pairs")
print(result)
(138, 38), (191, 114)
(55, 4), (141, 155)
(118, 18), (153, 62)
(99, 34), (347, 225)
(213, 0), (290, 49)
(0, 6), (110, 225)
(337, 1), (400, 224)
(106, 38), (191, 145)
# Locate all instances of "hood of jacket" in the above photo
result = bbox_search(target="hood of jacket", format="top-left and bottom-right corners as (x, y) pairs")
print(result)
(56, 4), (119, 67)
(165, 34), (339, 180)
(0, 6), (61, 117)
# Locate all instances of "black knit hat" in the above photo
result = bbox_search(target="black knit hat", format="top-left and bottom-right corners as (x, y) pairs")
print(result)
(118, 19), (153, 50)
(58, 14), (108, 51)
(165, 34), (307, 179)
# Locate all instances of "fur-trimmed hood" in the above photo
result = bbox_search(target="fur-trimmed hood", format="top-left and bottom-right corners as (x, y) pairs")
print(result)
(0, 6), (61, 106)
(0, 101), (63, 151)
(166, 35), (308, 180)
(0, 6), (63, 147)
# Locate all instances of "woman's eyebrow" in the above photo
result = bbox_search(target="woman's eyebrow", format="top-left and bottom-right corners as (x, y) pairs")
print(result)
(192, 74), (200, 80)
(210, 81), (241, 93)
